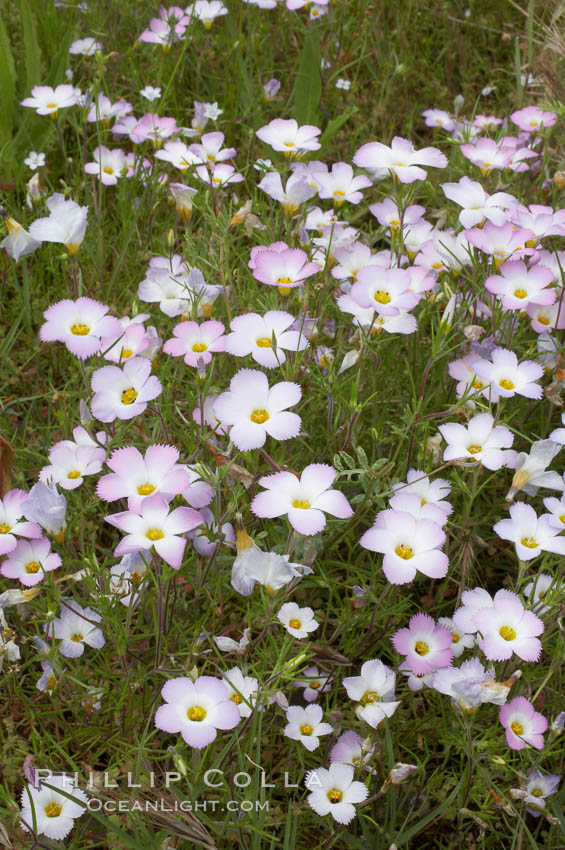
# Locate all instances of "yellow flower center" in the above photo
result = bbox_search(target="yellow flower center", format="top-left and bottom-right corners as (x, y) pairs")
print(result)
(531, 788), (543, 797)
(284, 141), (294, 148)
(277, 277), (293, 285)
(395, 544), (413, 560)
(467, 444), (482, 454)
(103, 166), (114, 174)
(352, 755), (361, 765)
(300, 724), (313, 736)
(44, 801), (62, 818)
(310, 681), (320, 689)
(513, 288), (528, 299)
(520, 537), (538, 549)
(538, 316), (550, 325)
(25, 561), (41, 574)
(250, 408), (269, 424)
(70, 323), (90, 335)
(333, 190), (345, 197)
(360, 690), (380, 705)
(71, 633), (83, 642)
(559, 515), (565, 525)
(138, 483), (156, 496)
(192, 342), (207, 352)
(46, 675), (57, 690)
(292, 499), (311, 509)
(472, 379), (485, 390)
(374, 290), (391, 304)
(511, 720), (524, 735)
(327, 788), (343, 803)
(452, 634), (460, 643)
(187, 705), (207, 722)
(499, 625), (516, 641)
(67, 470), (81, 479)
(389, 218), (400, 227)
(414, 641), (429, 655)
(0, 524), (11, 534)
(230, 693), (242, 704)
(289, 618), (302, 629)
(121, 348), (133, 358)
(499, 378), (514, 390)
(256, 337), (272, 348)
(146, 528), (164, 541)
(121, 388), (138, 405)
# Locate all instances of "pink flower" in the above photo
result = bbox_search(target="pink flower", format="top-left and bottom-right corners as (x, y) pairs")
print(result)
(105, 493), (202, 569)
(349, 267), (419, 316)
(369, 198), (425, 229)
(510, 106), (557, 133)
(213, 369), (301, 451)
(131, 113), (178, 145)
(460, 138), (514, 173)
(164, 320), (225, 367)
(97, 445), (190, 511)
(293, 666), (333, 702)
(225, 310), (308, 368)
(500, 697), (547, 750)
(0, 490), (42, 555)
(251, 463), (352, 535)
(155, 675), (240, 748)
(485, 260), (555, 310)
(1, 538), (61, 586)
(473, 595), (544, 662)
(256, 118), (321, 156)
(40, 297), (122, 360)
(258, 170), (315, 213)
(392, 613), (453, 674)
(91, 357), (162, 422)
(353, 136), (447, 183)
(251, 246), (320, 292)
(422, 108), (456, 131)
(360, 509), (448, 584)
(465, 222), (534, 263)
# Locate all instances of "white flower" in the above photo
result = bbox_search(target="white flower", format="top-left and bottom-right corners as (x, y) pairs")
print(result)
(335, 78), (351, 90)
(437, 616), (475, 657)
(20, 774), (88, 840)
(284, 704), (333, 751)
(493, 502), (565, 561)
(439, 412), (514, 470)
(212, 628), (251, 655)
(69, 37), (102, 55)
(0, 218), (41, 262)
(213, 369), (302, 451)
(29, 193), (88, 255)
(277, 601), (319, 639)
(231, 530), (311, 596)
(24, 151), (46, 170)
(506, 439), (563, 500)
(222, 667), (259, 718)
(140, 86), (162, 102)
(342, 659), (400, 727)
(305, 763), (368, 825)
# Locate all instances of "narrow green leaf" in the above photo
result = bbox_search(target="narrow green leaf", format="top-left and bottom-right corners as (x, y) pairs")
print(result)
(320, 106), (358, 148)
(0, 16), (15, 146)
(293, 30), (322, 126)
(18, 0), (42, 93)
